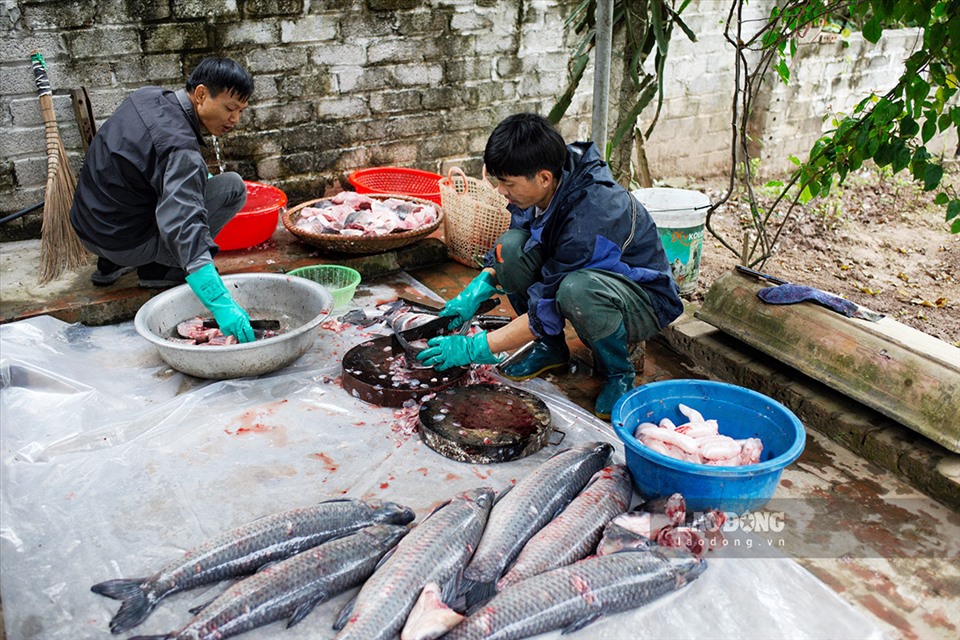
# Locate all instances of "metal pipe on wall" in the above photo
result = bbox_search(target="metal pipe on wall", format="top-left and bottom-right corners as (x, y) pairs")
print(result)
(591, 0), (614, 149)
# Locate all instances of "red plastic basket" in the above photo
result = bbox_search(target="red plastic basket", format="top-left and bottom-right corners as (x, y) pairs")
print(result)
(348, 167), (443, 205)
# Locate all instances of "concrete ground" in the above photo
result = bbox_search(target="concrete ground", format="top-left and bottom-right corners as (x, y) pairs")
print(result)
(1, 224), (958, 640)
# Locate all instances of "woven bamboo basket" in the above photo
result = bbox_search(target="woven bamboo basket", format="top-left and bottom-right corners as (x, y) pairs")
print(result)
(281, 193), (443, 254)
(439, 167), (511, 268)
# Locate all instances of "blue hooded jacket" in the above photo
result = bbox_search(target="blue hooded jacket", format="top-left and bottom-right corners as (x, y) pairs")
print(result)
(488, 142), (684, 338)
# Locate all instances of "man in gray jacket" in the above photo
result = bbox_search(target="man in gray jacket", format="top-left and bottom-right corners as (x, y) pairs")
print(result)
(70, 57), (255, 342)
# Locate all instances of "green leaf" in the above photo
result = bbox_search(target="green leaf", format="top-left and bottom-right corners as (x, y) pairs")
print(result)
(893, 143), (912, 173)
(874, 141), (893, 167)
(947, 199), (960, 222)
(934, 192), (949, 205)
(788, 154), (801, 166)
(863, 16), (882, 44)
(923, 163), (943, 191)
(765, 180), (784, 187)
(922, 117), (937, 143)
(900, 116), (920, 137)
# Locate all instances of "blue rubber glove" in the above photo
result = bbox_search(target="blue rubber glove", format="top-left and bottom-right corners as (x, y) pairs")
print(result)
(439, 270), (503, 329)
(417, 331), (501, 370)
(185, 263), (255, 343)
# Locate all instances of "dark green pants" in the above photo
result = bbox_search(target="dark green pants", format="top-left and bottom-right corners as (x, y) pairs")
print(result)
(492, 229), (661, 343)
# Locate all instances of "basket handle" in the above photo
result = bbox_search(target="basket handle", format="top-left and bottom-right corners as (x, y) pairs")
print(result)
(446, 166), (469, 195)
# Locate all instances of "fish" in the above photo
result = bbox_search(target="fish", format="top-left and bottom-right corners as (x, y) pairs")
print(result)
(127, 524), (409, 640)
(332, 487), (495, 640)
(458, 441), (614, 611)
(91, 499), (415, 634)
(596, 499), (727, 559)
(400, 581), (465, 640)
(443, 548), (707, 640)
(497, 464), (633, 591)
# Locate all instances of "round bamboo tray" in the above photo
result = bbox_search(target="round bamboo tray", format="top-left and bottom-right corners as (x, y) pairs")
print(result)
(281, 193), (443, 254)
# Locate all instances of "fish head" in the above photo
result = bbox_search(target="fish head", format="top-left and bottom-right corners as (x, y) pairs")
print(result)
(651, 545), (704, 573)
(362, 523), (411, 549)
(376, 501), (417, 525)
(463, 486), (496, 512)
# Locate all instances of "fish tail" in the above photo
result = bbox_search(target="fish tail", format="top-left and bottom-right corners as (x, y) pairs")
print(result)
(458, 578), (498, 615)
(90, 578), (154, 634)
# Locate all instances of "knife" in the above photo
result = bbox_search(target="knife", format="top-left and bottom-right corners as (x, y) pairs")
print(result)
(203, 319), (282, 331)
(392, 297), (501, 362)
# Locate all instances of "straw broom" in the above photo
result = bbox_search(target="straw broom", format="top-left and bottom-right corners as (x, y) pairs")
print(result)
(31, 50), (88, 284)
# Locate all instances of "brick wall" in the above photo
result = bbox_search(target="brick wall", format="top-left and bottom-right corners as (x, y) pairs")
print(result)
(0, 0), (592, 235)
(1, 0), (952, 238)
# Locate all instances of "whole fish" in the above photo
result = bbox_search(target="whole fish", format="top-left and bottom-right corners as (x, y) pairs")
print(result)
(127, 524), (409, 640)
(459, 441), (613, 610)
(497, 464), (633, 591)
(332, 487), (495, 640)
(92, 499), (415, 634)
(444, 548), (707, 640)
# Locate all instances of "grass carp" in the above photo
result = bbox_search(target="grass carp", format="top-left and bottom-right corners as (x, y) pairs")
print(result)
(497, 464), (632, 590)
(91, 498), (415, 634)
(332, 487), (495, 640)
(458, 441), (613, 611)
(127, 524), (409, 640)
(445, 548), (706, 640)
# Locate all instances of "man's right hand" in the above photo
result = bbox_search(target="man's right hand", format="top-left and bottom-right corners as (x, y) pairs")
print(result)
(439, 270), (503, 329)
(185, 264), (255, 343)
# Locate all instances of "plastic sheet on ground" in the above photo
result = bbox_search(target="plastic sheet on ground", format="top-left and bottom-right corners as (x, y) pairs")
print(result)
(0, 274), (887, 639)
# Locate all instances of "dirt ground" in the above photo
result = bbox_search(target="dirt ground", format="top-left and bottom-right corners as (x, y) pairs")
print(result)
(684, 166), (960, 346)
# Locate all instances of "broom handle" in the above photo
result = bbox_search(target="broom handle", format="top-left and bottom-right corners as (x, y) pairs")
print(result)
(31, 51), (51, 97)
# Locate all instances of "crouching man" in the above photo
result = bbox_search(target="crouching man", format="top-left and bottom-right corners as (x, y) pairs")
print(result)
(418, 113), (683, 419)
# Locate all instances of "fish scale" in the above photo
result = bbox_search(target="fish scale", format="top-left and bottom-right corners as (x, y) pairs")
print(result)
(128, 524), (410, 640)
(91, 499), (415, 634)
(497, 464), (633, 591)
(332, 487), (495, 640)
(458, 441), (614, 610)
(445, 550), (707, 640)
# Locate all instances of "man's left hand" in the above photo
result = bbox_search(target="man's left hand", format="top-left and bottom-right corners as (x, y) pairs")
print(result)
(417, 331), (501, 370)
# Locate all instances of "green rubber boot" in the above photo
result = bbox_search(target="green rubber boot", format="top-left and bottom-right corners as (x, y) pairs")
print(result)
(499, 333), (570, 381)
(589, 322), (637, 420)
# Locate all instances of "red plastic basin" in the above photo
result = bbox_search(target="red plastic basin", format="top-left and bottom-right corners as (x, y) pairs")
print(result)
(215, 181), (288, 251)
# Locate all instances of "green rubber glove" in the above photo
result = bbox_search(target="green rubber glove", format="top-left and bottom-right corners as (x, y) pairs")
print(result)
(439, 270), (503, 329)
(185, 264), (255, 343)
(417, 331), (501, 370)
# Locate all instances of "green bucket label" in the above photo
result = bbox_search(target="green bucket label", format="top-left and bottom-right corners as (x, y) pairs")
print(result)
(656, 224), (704, 295)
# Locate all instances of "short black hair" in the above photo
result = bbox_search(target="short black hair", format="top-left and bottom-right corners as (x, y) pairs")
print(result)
(186, 57), (254, 102)
(483, 113), (567, 180)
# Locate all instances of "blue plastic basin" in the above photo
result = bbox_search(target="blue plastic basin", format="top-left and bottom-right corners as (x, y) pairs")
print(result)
(611, 379), (806, 512)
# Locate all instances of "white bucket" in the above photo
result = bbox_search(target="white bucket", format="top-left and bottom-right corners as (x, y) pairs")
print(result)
(632, 188), (710, 296)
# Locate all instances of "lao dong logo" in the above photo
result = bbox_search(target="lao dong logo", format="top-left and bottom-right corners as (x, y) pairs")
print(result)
(720, 510), (786, 533)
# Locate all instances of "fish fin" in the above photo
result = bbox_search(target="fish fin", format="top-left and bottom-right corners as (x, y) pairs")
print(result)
(422, 499), (452, 521)
(187, 594), (218, 616)
(90, 578), (154, 634)
(561, 612), (604, 635)
(458, 578), (497, 615)
(492, 483), (514, 505)
(287, 592), (327, 628)
(333, 593), (359, 631)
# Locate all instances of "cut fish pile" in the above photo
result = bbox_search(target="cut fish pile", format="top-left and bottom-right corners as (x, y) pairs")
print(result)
(294, 191), (438, 236)
(633, 403), (764, 466)
(596, 493), (727, 561)
(91, 442), (708, 640)
(169, 316), (279, 346)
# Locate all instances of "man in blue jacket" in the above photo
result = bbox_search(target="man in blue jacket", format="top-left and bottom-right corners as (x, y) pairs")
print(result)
(70, 57), (255, 342)
(419, 113), (683, 419)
